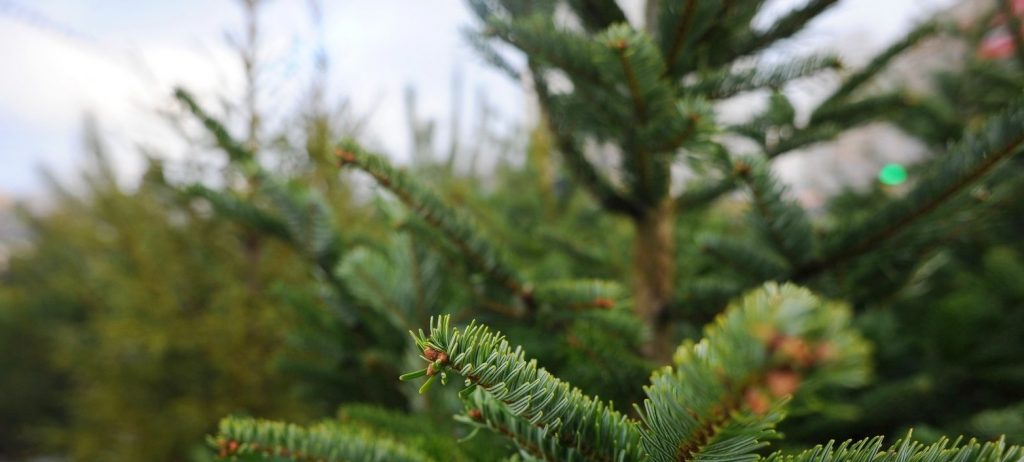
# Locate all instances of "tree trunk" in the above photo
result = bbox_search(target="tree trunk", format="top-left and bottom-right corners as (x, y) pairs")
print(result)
(633, 200), (676, 360)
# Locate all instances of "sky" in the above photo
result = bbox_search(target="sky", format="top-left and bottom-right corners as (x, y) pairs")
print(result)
(0, 0), (957, 200)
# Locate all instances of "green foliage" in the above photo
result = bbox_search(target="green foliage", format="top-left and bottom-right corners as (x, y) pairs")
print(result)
(639, 284), (869, 462)
(5, 1), (1024, 460)
(407, 312), (644, 461)
(767, 433), (1022, 462)
(0, 151), (314, 460)
(810, 103), (1024, 279)
(212, 416), (433, 462)
(403, 283), (871, 462)
(337, 139), (531, 303)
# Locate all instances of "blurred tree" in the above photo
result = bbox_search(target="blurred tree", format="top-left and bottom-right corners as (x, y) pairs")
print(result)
(0, 119), (317, 460)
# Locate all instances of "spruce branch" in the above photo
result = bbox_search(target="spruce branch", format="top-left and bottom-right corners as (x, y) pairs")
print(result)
(764, 123), (844, 158)
(736, 160), (817, 266)
(406, 315), (645, 462)
(692, 54), (842, 100)
(732, 0), (840, 60)
(613, 34), (655, 203)
(488, 17), (608, 88)
(261, 179), (342, 262)
(336, 140), (535, 309)
(698, 234), (791, 281)
(174, 88), (254, 167)
(605, 25), (677, 204)
(675, 176), (738, 211)
(656, 0), (727, 75)
(691, 96), (893, 214)
(212, 416), (434, 462)
(463, 27), (522, 81)
(531, 63), (646, 219)
(663, 0), (699, 73)
(817, 22), (940, 109)
(182, 184), (292, 243)
(459, 392), (589, 461)
(673, 277), (745, 320)
(764, 433), (1022, 462)
(566, 0), (628, 32)
(638, 283), (871, 462)
(797, 103), (1024, 280)
(532, 279), (625, 314)
(405, 284), (870, 462)
(811, 92), (915, 127)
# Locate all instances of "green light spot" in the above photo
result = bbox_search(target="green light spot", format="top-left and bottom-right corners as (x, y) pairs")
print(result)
(879, 163), (907, 186)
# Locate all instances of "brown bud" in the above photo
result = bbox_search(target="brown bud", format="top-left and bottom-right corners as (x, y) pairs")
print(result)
(610, 39), (628, 50)
(593, 298), (614, 309)
(335, 149), (356, 164)
(468, 408), (483, 421)
(733, 161), (752, 177)
(776, 336), (815, 367)
(437, 351), (449, 365)
(813, 342), (836, 363)
(423, 347), (440, 361)
(765, 369), (802, 397)
(744, 387), (771, 415)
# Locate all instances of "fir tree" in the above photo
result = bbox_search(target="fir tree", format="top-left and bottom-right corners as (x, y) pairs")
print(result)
(167, 0), (1024, 460)
(6, 0), (1021, 460)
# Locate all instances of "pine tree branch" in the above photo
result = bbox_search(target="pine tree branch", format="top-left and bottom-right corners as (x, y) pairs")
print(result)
(532, 279), (624, 313)
(664, 0), (698, 73)
(795, 104), (1024, 280)
(612, 36), (659, 204)
(174, 88), (254, 167)
(461, 393), (583, 461)
(764, 433), (1022, 462)
(638, 283), (870, 462)
(462, 27), (522, 82)
(675, 176), (738, 211)
(691, 54), (841, 100)
(764, 123), (844, 158)
(336, 140), (536, 310)
(698, 235), (791, 281)
(531, 63), (646, 219)
(603, 26), (680, 205)
(407, 315), (645, 462)
(488, 17), (607, 88)
(736, 160), (816, 266)
(615, 42), (649, 121)
(182, 184), (292, 243)
(734, 0), (839, 59)
(817, 22), (939, 109)
(690, 91), (908, 213)
(812, 92), (914, 126)
(212, 416), (434, 462)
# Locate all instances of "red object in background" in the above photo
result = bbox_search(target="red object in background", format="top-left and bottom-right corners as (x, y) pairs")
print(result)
(980, 32), (1016, 59)
(978, 0), (1024, 60)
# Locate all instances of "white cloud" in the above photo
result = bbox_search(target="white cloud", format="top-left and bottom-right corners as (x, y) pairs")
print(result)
(0, 0), (961, 199)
